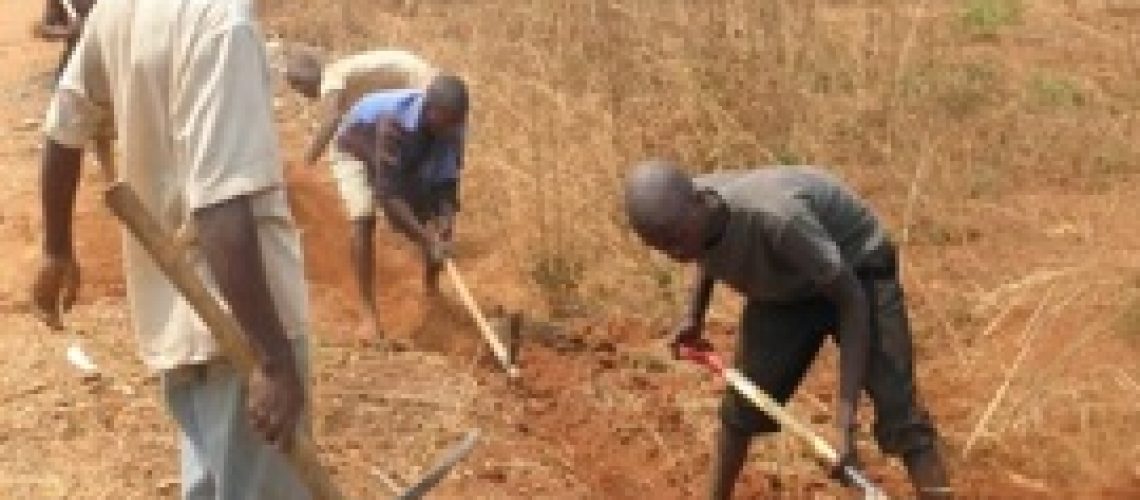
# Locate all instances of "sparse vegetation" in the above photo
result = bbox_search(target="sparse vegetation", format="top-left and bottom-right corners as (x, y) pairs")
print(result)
(960, 0), (1024, 36)
(5, 1), (1130, 497)
(1028, 73), (1085, 108)
(270, 0), (1140, 493)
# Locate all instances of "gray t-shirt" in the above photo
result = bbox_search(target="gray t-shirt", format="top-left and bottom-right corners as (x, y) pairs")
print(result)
(694, 167), (888, 302)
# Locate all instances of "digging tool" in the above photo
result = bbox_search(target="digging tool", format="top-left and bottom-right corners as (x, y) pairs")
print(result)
(679, 346), (888, 499)
(386, 429), (481, 499)
(59, 0), (80, 24)
(102, 183), (346, 500)
(443, 260), (520, 378)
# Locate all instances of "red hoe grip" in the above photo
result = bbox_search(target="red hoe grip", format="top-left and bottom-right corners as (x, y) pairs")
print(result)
(678, 345), (726, 373)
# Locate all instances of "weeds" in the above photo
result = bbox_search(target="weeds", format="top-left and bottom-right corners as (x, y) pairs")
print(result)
(1028, 73), (1085, 108)
(939, 62), (1003, 118)
(960, 0), (1023, 36)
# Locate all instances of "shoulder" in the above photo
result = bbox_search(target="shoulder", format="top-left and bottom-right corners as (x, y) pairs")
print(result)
(345, 90), (417, 120)
(703, 169), (810, 229)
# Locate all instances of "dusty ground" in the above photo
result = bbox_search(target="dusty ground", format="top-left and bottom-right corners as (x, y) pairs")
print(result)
(2, 1), (1139, 499)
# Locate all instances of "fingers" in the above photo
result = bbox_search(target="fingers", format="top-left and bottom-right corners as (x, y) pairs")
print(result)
(35, 304), (63, 331)
(60, 265), (80, 312)
(32, 273), (64, 331)
(248, 378), (303, 450)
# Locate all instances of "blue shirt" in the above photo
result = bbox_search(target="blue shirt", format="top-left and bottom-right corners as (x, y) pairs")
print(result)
(340, 89), (464, 183)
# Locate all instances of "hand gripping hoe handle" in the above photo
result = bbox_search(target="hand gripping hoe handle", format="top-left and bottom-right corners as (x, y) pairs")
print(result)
(679, 346), (887, 499)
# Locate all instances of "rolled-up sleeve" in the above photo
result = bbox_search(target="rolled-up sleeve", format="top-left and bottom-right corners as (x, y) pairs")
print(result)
(44, 27), (112, 148)
(176, 21), (283, 212)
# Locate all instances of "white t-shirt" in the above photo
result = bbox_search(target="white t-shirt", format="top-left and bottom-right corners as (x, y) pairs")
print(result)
(45, 0), (308, 371)
(320, 49), (437, 110)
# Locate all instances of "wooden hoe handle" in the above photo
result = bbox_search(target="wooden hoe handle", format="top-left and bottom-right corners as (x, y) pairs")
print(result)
(678, 346), (887, 499)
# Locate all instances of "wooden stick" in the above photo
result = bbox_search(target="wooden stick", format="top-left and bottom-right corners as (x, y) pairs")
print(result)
(58, 0), (80, 24)
(103, 183), (345, 500)
(682, 347), (888, 499)
(444, 260), (520, 378)
(961, 286), (1056, 458)
(396, 429), (481, 499)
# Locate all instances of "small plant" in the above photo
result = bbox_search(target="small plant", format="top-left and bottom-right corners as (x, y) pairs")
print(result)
(772, 146), (804, 166)
(530, 251), (586, 317)
(1029, 73), (1085, 108)
(966, 163), (1006, 199)
(938, 62), (1002, 118)
(960, 0), (1023, 36)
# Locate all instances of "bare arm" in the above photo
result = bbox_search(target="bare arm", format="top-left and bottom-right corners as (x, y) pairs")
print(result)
(194, 196), (296, 373)
(41, 140), (82, 258)
(684, 266), (715, 327)
(819, 268), (871, 442)
(32, 140), (84, 329)
(670, 266), (715, 357)
(194, 195), (303, 445)
(36, 0), (76, 40)
(303, 92), (343, 165)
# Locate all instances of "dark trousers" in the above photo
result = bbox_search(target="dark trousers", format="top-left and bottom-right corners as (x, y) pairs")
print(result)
(720, 259), (938, 456)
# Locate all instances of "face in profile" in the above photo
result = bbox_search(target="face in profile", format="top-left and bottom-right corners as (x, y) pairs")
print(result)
(638, 194), (707, 263)
(423, 104), (465, 136)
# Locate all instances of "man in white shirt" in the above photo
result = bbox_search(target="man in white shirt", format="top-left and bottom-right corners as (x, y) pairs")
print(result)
(33, 0), (311, 497)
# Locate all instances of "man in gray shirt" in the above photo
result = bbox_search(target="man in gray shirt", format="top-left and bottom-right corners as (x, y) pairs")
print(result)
(624, 159), (950, 499)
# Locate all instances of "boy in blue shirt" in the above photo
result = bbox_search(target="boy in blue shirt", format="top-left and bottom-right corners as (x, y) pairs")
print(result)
(335, 75), (468, 335)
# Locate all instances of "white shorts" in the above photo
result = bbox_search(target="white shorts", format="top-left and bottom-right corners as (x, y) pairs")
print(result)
(329, 147), (375, 220)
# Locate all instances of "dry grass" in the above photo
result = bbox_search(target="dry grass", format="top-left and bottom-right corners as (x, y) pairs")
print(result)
(263, 0), (1140, 492)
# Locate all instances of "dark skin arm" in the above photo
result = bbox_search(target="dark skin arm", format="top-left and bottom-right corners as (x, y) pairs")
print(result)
(35, 0), (85, 41)
(818, 266), (871, 461)
(32, 140), (83, 329)
(36, 0), (76, 40)
(34, 142), (303, 447)
(670, 266), (715, 356)
(195, 195), (304, 448)
(303, 91), (344, 166)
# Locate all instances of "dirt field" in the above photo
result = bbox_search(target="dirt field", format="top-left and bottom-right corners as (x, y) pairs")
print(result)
(2, 0), (1138, 498)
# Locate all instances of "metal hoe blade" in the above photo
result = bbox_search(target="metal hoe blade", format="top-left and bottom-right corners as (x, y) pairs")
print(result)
(394, 429), (481, 500)
(843, 465), (888, 499)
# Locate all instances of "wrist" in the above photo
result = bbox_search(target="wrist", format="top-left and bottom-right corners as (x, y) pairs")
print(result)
(259, 349), (298, 378)
(43, 244), (75, 261)
(254, 334), (296, 373)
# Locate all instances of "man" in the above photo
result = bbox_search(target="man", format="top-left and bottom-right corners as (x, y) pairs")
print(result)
(284, 48), (442, 336)
(623, 160), (951, 499)
(32, 0), (310, 498)
(332, 77), (468, 335)
(33, 0), (96, 81)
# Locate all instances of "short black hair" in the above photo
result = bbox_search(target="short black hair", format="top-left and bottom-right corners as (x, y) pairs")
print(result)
(425, 74), (469, 116)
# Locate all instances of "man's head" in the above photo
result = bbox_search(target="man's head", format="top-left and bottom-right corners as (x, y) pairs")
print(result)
(283, 46), (324, 99)
(421, 74), (469, 136)
(624, 159), (714, 263)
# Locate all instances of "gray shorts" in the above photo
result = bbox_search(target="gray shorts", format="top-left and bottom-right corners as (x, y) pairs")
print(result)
(721, 264), (938, 457)
(161, 338), (311, 500)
